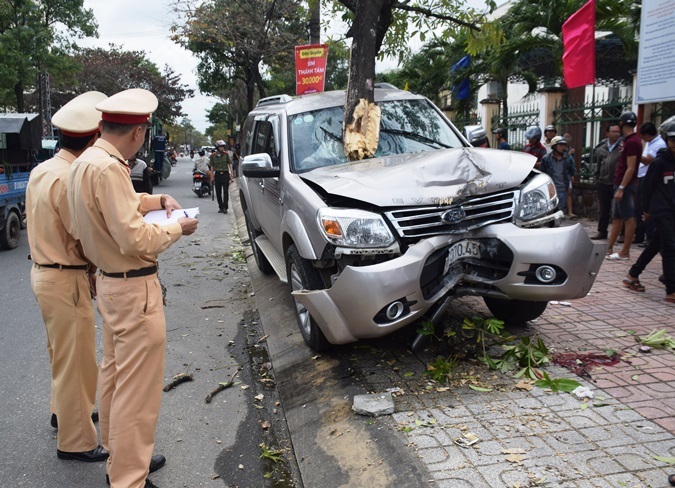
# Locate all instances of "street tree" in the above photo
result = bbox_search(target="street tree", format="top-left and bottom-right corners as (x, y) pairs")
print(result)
(0, 0), (96, 112)
(50, 46), (193, 122)
(327, 0), (500, 161)
(171, 0), (307, 113)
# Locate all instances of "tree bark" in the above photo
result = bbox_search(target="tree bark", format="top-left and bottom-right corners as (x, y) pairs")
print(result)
(343, 0), (396, 161)
(15, 82), (25, 113)
(309, 0), (320, 45)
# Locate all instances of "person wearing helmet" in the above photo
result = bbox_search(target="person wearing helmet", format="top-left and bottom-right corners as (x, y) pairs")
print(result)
(635, 122), (666, 246)
(523, 126), (546, 168)
(607, 111), (640, 260)
(128, 151), (153, 194)
(194, 149), (210, 175)
(540, 136), (575, 212)
(640, 121), (675, 302)
(492, 128), (510, 150)
(209, 139), (232, 213)
(543, 124), (557, 153)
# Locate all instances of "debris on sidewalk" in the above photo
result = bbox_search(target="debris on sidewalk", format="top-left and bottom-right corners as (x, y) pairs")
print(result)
(454, 432), (480, 448)
(163, 372), (194, 392)
(572, 385), (594, 399)
(205, 364), (244, 403)
(352, 392), (395, 417)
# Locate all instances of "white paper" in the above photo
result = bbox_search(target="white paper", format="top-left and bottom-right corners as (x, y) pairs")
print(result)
(143, 207), (199, 225)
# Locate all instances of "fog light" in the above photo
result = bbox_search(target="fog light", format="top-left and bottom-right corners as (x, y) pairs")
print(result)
(535, 265), (557, 283)
(385, 301), (405, 320)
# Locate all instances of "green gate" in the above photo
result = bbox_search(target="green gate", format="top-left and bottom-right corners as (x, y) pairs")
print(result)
(490, 102), (539, 151)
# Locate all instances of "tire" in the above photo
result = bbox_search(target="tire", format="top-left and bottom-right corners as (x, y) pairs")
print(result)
(243, 209), (273, 274)
(483, 297), (548, 325)
(286, 244), (330, 351)
(0, 211), (20, 250)
(200, 186), (209, 198)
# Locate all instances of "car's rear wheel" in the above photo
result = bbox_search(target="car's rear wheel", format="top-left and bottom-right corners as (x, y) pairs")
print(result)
(244, 209), (273, 274)
(286, 244), (330, 351)
(483, 297), (548, 325)
(0, 211), (20, 250)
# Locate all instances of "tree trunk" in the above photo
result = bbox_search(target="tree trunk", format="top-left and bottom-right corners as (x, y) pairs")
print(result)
(15, 81), (25, 113)
(309, 0), (320, 45)
(343, 0), (396, 161)
(245, 67), (256, 113)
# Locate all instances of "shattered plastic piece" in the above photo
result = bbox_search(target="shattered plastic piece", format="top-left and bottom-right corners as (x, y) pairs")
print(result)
(454, 432), (480, 448)
(550, 300), (559, 305)
(639, 345), (652, 353)
(572, 386), (594, 399)
(559, 301), (572, 306)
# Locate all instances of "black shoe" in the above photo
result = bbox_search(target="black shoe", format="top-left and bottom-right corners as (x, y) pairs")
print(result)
(638, 241), (649, 248)
(145, 480), (159, 488)
(106, 454), (165, 484)
(223, 209), (228, 214)
(57, 445), (109, 462)
(218, 208), (224, 213)
(51, 410), (99, 429)
(149, 454), (166, 473)
(590, 233), (607, 240)
(668, 473), (675, 486)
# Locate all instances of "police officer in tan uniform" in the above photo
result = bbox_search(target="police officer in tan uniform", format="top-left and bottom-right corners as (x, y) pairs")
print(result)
(68, 88), (198, 488)
(27, 91), (109, 463)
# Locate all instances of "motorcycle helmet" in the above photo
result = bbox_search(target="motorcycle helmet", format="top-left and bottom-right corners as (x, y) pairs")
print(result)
(492, 128), (506, 137)
(215, 139), (226, 147)
(199, 149), (206, 156)
(525, 126), (542, 142)
(544, 124), (556, 133)
(550, 136), (568, 149)
(660, 120), (675, 142)
(619, 111), (637, 127)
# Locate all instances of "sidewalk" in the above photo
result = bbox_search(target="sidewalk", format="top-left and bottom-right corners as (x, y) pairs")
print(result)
(232, 176), (675, 488)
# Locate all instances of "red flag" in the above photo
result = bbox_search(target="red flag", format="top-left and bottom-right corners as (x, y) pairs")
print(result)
(562, 0), (596, 89)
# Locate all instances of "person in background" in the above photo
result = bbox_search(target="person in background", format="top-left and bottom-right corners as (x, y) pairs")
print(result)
(209, 139), (232, 213)
(228, 136), (240, 177)
(562, 131), (577, 219)
(26, 91), (109, 464)
(635, 122), (666, 246)
(68, 88), (199, 488)
(641, 121), (675, 302)
(540, 136), (575, 212)
(607, 111), (641, 260)
(591, 123), (623, 240)
(523, 126), (546, 169)
(128, 152), (153, 194)
(493, 128), (510, 150)
(543, 124), (557, 153)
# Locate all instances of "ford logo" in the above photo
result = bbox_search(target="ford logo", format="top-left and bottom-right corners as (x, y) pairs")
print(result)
(441, 208), (466, 224)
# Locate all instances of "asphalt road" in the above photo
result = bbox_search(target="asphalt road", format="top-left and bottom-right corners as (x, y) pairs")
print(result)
(0, 157), (300, 488)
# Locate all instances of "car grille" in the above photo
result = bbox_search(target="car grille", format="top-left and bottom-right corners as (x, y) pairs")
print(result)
(384, 191), (518, 239)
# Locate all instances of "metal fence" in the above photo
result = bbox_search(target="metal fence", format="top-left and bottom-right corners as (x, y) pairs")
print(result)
(490, 102), (540, 151)
(552, 93), (633, 183)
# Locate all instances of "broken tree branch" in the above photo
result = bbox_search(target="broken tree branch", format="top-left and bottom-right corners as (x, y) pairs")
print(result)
(205, 364), (244, 404)
(163, 373), (194, 392)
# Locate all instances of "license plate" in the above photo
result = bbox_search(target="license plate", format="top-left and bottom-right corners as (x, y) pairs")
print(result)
(444, 240), (481, 274)
(194, 182), (201, 189)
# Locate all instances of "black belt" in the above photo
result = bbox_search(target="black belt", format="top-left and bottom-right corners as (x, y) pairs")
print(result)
(35, 263), (89, 270)
(215, 171), (228, 174)
(102, 265), (157, 278)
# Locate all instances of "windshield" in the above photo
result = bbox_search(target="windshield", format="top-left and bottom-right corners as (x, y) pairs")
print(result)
(288, 99), (464, 173)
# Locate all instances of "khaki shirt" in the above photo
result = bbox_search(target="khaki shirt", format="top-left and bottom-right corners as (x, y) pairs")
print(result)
(26, 149), (88, 266)
(68, 139), (182, 273)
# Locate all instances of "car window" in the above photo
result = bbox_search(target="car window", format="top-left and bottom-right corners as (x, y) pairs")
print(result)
(241, 117), (255, 157)
(289, 99), (463, 173)
(252, 120), (279, 166)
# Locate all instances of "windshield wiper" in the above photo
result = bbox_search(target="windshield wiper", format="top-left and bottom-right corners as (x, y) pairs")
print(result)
(319, 126), (342, 142)
(380, 128), (451, 148)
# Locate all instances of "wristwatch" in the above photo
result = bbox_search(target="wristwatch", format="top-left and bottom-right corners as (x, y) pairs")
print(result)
(618, 185), (625, 190)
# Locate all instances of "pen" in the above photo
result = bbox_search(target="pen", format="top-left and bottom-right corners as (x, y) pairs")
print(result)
(184, 211), (189, 218)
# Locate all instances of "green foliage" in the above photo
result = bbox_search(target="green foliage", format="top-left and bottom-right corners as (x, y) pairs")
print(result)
(534, 371), (581, 392)
(259, 443), (284, 463)
(423, 355), (458, 384)
(637, 329), (675, 350)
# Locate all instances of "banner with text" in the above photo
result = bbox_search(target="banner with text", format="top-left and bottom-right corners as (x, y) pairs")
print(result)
(295, 44), (328, 96)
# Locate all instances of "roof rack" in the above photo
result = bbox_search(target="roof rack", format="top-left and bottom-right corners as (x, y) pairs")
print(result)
(257, 94), (293, 107)
(373, 82), (399, 90)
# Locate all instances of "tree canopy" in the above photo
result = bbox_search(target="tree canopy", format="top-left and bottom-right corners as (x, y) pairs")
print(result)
(50, 46), (193, 122)
(0, 0), (96, 111)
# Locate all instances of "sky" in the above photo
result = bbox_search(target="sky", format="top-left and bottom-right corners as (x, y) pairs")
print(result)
(79, 0), (218, 133)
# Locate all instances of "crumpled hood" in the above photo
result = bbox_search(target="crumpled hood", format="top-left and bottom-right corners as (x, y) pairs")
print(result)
(300, 147), (536, 207)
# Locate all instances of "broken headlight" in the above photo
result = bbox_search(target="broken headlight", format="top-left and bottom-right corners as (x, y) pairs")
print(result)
(318, 208), (395, 248)
(516, 173), (558, 223)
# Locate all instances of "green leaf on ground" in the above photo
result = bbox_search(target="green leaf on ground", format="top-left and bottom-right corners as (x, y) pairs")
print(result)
(653, 455), (675, 464)
(468, 385), (492, 392)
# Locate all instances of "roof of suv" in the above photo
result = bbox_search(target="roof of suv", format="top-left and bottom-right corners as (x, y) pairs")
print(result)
(253, 88), (428, 117)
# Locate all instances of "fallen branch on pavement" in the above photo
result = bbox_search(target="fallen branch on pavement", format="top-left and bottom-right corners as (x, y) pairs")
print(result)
(163, 372), (194, 392)
(205, 364), (244, 404)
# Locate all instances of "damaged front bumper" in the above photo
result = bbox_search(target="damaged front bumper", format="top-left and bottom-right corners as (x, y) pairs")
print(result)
(292, 223), (606, 345)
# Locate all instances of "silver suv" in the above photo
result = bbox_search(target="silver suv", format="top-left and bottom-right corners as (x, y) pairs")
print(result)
(238, 88), (604, 351)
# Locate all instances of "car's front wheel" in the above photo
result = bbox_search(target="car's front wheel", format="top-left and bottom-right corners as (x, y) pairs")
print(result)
(483, 297), (548, 325)
(286, 244), (330, 351)
(244, 208), (273, 274)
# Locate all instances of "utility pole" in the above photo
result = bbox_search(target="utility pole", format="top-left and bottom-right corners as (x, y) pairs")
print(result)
(309, 0), (320, 44)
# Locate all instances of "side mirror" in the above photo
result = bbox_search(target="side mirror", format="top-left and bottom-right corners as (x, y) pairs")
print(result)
(241, 153), (280, 178)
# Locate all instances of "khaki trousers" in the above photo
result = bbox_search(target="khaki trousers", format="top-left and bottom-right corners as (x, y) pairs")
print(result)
(97, 273), (165, 488)
(31, 265), (98, 452)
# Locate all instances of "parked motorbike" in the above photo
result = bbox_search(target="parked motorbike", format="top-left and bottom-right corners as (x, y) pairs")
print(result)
(192, 170), (212, 198)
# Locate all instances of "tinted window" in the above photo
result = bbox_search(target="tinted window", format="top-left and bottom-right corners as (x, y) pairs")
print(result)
(288, 99), (463, 173)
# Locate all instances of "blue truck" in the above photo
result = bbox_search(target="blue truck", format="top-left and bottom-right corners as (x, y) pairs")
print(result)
(0, 114), (42, 250)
